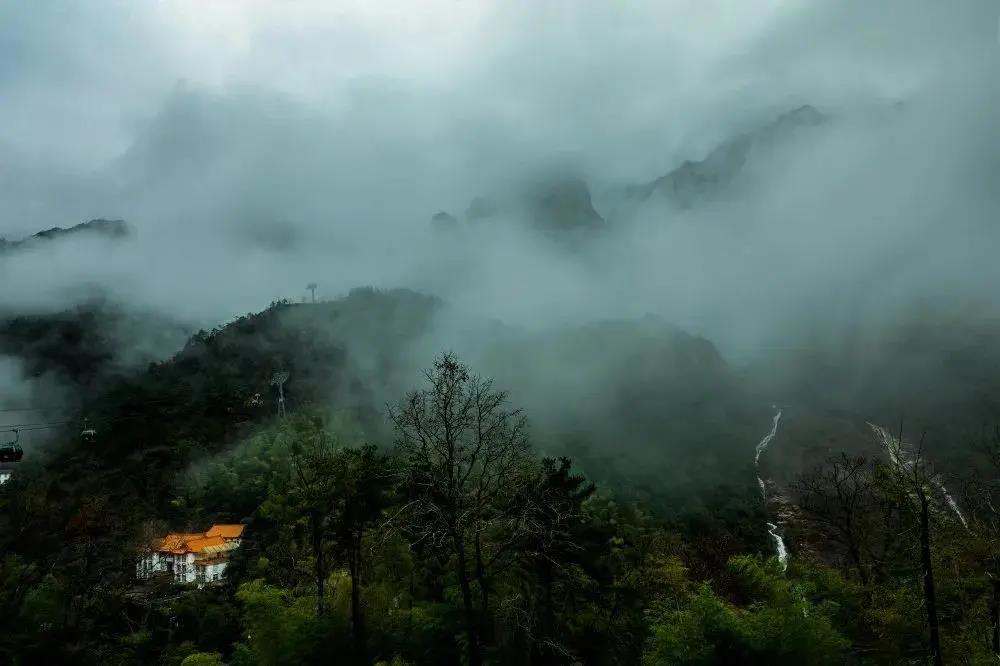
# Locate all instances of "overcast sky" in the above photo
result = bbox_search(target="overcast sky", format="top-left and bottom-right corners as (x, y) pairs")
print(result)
(1, 1), (997, 356)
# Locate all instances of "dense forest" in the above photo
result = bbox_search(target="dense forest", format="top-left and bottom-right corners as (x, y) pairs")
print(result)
(1, 291), (999, 665)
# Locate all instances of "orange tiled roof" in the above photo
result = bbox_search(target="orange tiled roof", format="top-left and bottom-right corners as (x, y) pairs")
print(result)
(158, 532), (205, 553)
(184, 535), (227, 553)
(155, 528), (243, 555)
(205, 524), (245, 539)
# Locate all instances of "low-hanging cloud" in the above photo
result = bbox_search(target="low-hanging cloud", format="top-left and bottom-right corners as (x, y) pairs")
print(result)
(1, 0), (998, 363)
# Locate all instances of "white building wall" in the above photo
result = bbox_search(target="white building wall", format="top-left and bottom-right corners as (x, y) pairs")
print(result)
(137, 537), (241, 584)
(137, 552), (166, 578)
(211, 560), (228, 581)
(186, 553), (196, 583)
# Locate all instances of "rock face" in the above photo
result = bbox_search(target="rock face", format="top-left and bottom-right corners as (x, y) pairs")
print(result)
(627, 137), (752, 208)
(627, 105), (826, 208)
(432, 105), (821, 235)
(0, 218), (130, 252)
(459, 178), (606, 235)
(529, 178), (605, 232)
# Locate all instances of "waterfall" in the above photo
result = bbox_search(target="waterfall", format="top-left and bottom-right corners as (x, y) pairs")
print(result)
(755, 406), (787, 571)
(754, 407), (782, 465)
(869, 423), (968, 529)
(767, 522), (789, 569)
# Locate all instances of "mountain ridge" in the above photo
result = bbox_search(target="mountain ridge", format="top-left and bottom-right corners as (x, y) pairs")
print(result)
(0, 218), (130, 253)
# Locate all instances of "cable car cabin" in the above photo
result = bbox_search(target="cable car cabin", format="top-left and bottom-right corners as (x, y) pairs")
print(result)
(0, 442), (22, 464)
(0, 430), (21, 463)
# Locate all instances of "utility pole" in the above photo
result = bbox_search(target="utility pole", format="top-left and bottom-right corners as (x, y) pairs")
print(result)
(306, 283), (317, 303)
(271, 372), (290, 419)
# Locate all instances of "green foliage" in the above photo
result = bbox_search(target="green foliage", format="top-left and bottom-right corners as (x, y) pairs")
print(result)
(644, 557), (852, 666)
(180, 653), (226, 666)
(167, 589), (241, 657)
(3, 308), (1000, 666)
(235, 579), (349, 666)
(19, 573), (65, 634)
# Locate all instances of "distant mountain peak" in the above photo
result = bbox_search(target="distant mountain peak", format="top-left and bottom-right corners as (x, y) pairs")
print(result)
(452, 178), (605, 235)
(625, 105), (827, 208)
(1, 218), (131, 253)
(529, 177), (605, 232)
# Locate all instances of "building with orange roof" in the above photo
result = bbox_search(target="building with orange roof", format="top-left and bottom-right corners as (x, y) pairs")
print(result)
(205, 524), (245, 540)
(137, 524), (246, 585)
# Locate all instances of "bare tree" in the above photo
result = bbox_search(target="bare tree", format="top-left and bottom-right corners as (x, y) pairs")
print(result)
(389, 353), (532, 666)
(793, 453), (878, 585)
(871, 422), (966, 666)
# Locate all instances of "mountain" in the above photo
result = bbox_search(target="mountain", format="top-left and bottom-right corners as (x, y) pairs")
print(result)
(624, 105), (826, 208)
(446, 177), (606, 235)
(0, 299), (192, 409)
(744, 305), (1000, 471)
(429, 105), (823, 236)
(0, 218), (130, 253)
(3, 286), (997, 665)
(527, 177), (605, 232)
(0, 287), (752, 496)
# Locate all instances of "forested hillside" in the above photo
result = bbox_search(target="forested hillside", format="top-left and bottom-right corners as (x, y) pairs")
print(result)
(2, 289), (999, 664)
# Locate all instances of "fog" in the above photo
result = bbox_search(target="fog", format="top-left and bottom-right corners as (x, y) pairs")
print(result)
(1, 0), (998, 370)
